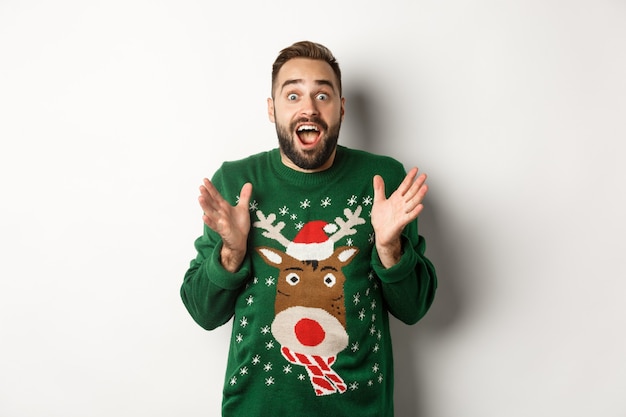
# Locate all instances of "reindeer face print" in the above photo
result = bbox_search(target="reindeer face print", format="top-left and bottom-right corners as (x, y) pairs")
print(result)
(253, 206), (365, 396)
(256, 245), (358, 357)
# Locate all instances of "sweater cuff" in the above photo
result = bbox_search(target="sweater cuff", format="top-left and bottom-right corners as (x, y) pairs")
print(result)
(206, 241), (251, 290)
(371, 235), (418, 284)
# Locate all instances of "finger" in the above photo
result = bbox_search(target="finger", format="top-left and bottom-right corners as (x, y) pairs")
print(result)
(198, 178), (230, 218)
(373, 175), (386, 202)
(405, 183), (428, 213)
(237, 182), (253, 209)
(403, 173), (428, 202)
(397, 167), (420, 196)
(200, 178), (226, 202)
(410, 203), (425, 218)
(198, 189), (219, 214)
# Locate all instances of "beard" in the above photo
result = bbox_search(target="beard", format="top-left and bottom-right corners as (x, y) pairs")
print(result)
(276, 116), (341, 170)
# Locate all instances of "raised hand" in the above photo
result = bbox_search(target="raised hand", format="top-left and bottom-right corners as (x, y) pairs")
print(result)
(199, 179), (253, 272)
(371, 167), (428, 268)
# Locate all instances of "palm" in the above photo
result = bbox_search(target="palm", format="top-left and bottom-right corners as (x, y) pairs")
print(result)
(371, 168), (428, 247)
(199, 180), (253, 252)
(215, 203), (251, 251)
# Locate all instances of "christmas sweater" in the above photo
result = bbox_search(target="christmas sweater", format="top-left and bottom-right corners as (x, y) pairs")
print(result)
(181, 145), (437, 417)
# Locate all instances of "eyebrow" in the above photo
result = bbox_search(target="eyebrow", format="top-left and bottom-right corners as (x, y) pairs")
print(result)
(280, 78), (336, 93)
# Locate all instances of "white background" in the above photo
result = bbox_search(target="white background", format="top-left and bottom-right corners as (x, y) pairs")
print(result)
(1, 1), (625, 416)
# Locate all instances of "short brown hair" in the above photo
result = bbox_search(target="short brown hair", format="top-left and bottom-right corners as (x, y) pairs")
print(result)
(271, 41), (342, 97)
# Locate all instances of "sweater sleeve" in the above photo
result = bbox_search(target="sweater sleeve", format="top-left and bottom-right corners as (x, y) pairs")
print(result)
(180, 226), (252, 330)
(180, 165), (252, 330)
(371, 217), (437, 325)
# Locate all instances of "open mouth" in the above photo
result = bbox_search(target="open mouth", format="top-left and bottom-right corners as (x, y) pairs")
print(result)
(296, 124), (322, 146)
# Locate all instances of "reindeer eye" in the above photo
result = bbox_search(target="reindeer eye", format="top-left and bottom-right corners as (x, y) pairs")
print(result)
(286, 273), (300, 286)
(323, 273), (336, 288)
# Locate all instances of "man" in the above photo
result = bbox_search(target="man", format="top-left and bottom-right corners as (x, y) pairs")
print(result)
(181, 41), (437, 417)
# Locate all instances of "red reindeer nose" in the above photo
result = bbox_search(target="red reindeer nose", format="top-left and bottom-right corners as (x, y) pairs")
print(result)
(294, 318), (326, 347)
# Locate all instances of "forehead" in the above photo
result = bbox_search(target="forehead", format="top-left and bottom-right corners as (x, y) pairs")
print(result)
(274, 58), (339, 92)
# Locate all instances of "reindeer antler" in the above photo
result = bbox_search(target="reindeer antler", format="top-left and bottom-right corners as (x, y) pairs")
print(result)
(253, 211), (292, 248)
(330, 205), (366, 243)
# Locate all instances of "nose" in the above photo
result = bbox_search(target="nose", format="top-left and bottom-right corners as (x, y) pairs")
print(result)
(294, 318), (326, 347)
(300, 95), (319, 117)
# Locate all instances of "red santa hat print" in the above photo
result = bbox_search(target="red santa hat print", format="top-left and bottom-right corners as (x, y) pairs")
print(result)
(286, 220), (337, 261)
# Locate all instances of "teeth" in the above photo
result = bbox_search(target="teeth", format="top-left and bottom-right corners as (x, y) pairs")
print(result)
(297, 125), (319, 132)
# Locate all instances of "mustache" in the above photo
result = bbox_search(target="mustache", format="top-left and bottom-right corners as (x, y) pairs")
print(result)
(291, 117), (328, 131)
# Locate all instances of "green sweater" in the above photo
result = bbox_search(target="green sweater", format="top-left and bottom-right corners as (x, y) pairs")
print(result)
(181, 146), (437, 417)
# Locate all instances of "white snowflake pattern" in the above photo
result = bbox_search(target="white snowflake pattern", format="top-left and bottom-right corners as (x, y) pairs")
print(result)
(372, 313), (377, 322)
(265, 377), (275, 386)
(260, 325), (271, 335)
(290, 213), (298, 220)
(235, 333), (244, 343)
(371, 300), (377, 310)
(300, 199), (311, 209)
(372, 363), (380, 373)
(368, 380), (374, 387)
(263, 362), (273, 372)
(265, 276), (276, 286)
(253, 277), (259, 284)
(347, 195), (358, 206)
(349, 381), (359, 391)
(240, 367), (249, 375)
(252, 355), (261, 365)
(298, 374), (306, 381)
(295, 221), (304, 230)
(358, 308), (366, 321)
(368, 271), (375, 281)
(353, 292), (361, 305)
(351, 342), (360, 352)
(230, 376), (237, 386)
(362, 195), (373, 206)
(283, 365), (293, 374)
(320, 197), (332, 208)
(368, 233), (375, 244)
(378, 374), (384, 383)
(373, 344), (380, 353)
(365, 288), (370, 297)
(249, 200), (259, 211)
(240, 316), (249, 328)
(377, 330), (382, 340)
(246, 295), (254, 306)
(265, 340), (275, 350)
(279, 206), (289, 216)
(369, 324), (377, 336)
(346, 238), (354, 246)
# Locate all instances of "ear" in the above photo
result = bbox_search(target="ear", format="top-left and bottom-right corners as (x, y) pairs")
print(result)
(256, 246), (285, 267)
(340, 96), (345, 121)
(267, 98), (275, 123)
(333, 246), (358, 266)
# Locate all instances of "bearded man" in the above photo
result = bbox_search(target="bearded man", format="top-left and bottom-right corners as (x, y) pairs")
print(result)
(181, 40), (437, 417)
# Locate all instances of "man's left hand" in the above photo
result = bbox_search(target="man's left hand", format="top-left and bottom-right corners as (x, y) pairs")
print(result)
(371, 167), (428, 268)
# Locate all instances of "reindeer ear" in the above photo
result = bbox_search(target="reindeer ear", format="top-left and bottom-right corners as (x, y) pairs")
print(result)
(256, 246), (286, 266)
(334, 246), (359, 266)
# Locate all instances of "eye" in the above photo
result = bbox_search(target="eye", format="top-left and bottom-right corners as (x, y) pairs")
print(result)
(286, 272), (300, 286)
(323, 273), (336, 288)
(287, 93), (298, 101)
(316, 93), (329, 101)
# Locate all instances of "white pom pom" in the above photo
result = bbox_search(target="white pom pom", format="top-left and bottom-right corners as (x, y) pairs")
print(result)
(324, 223), (338, 234)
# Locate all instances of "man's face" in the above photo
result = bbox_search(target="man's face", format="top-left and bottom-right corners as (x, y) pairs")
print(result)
(268, 58), (345, 171)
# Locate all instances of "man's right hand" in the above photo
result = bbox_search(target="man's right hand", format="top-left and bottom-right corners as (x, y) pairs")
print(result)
(198, 179), (253, 272)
